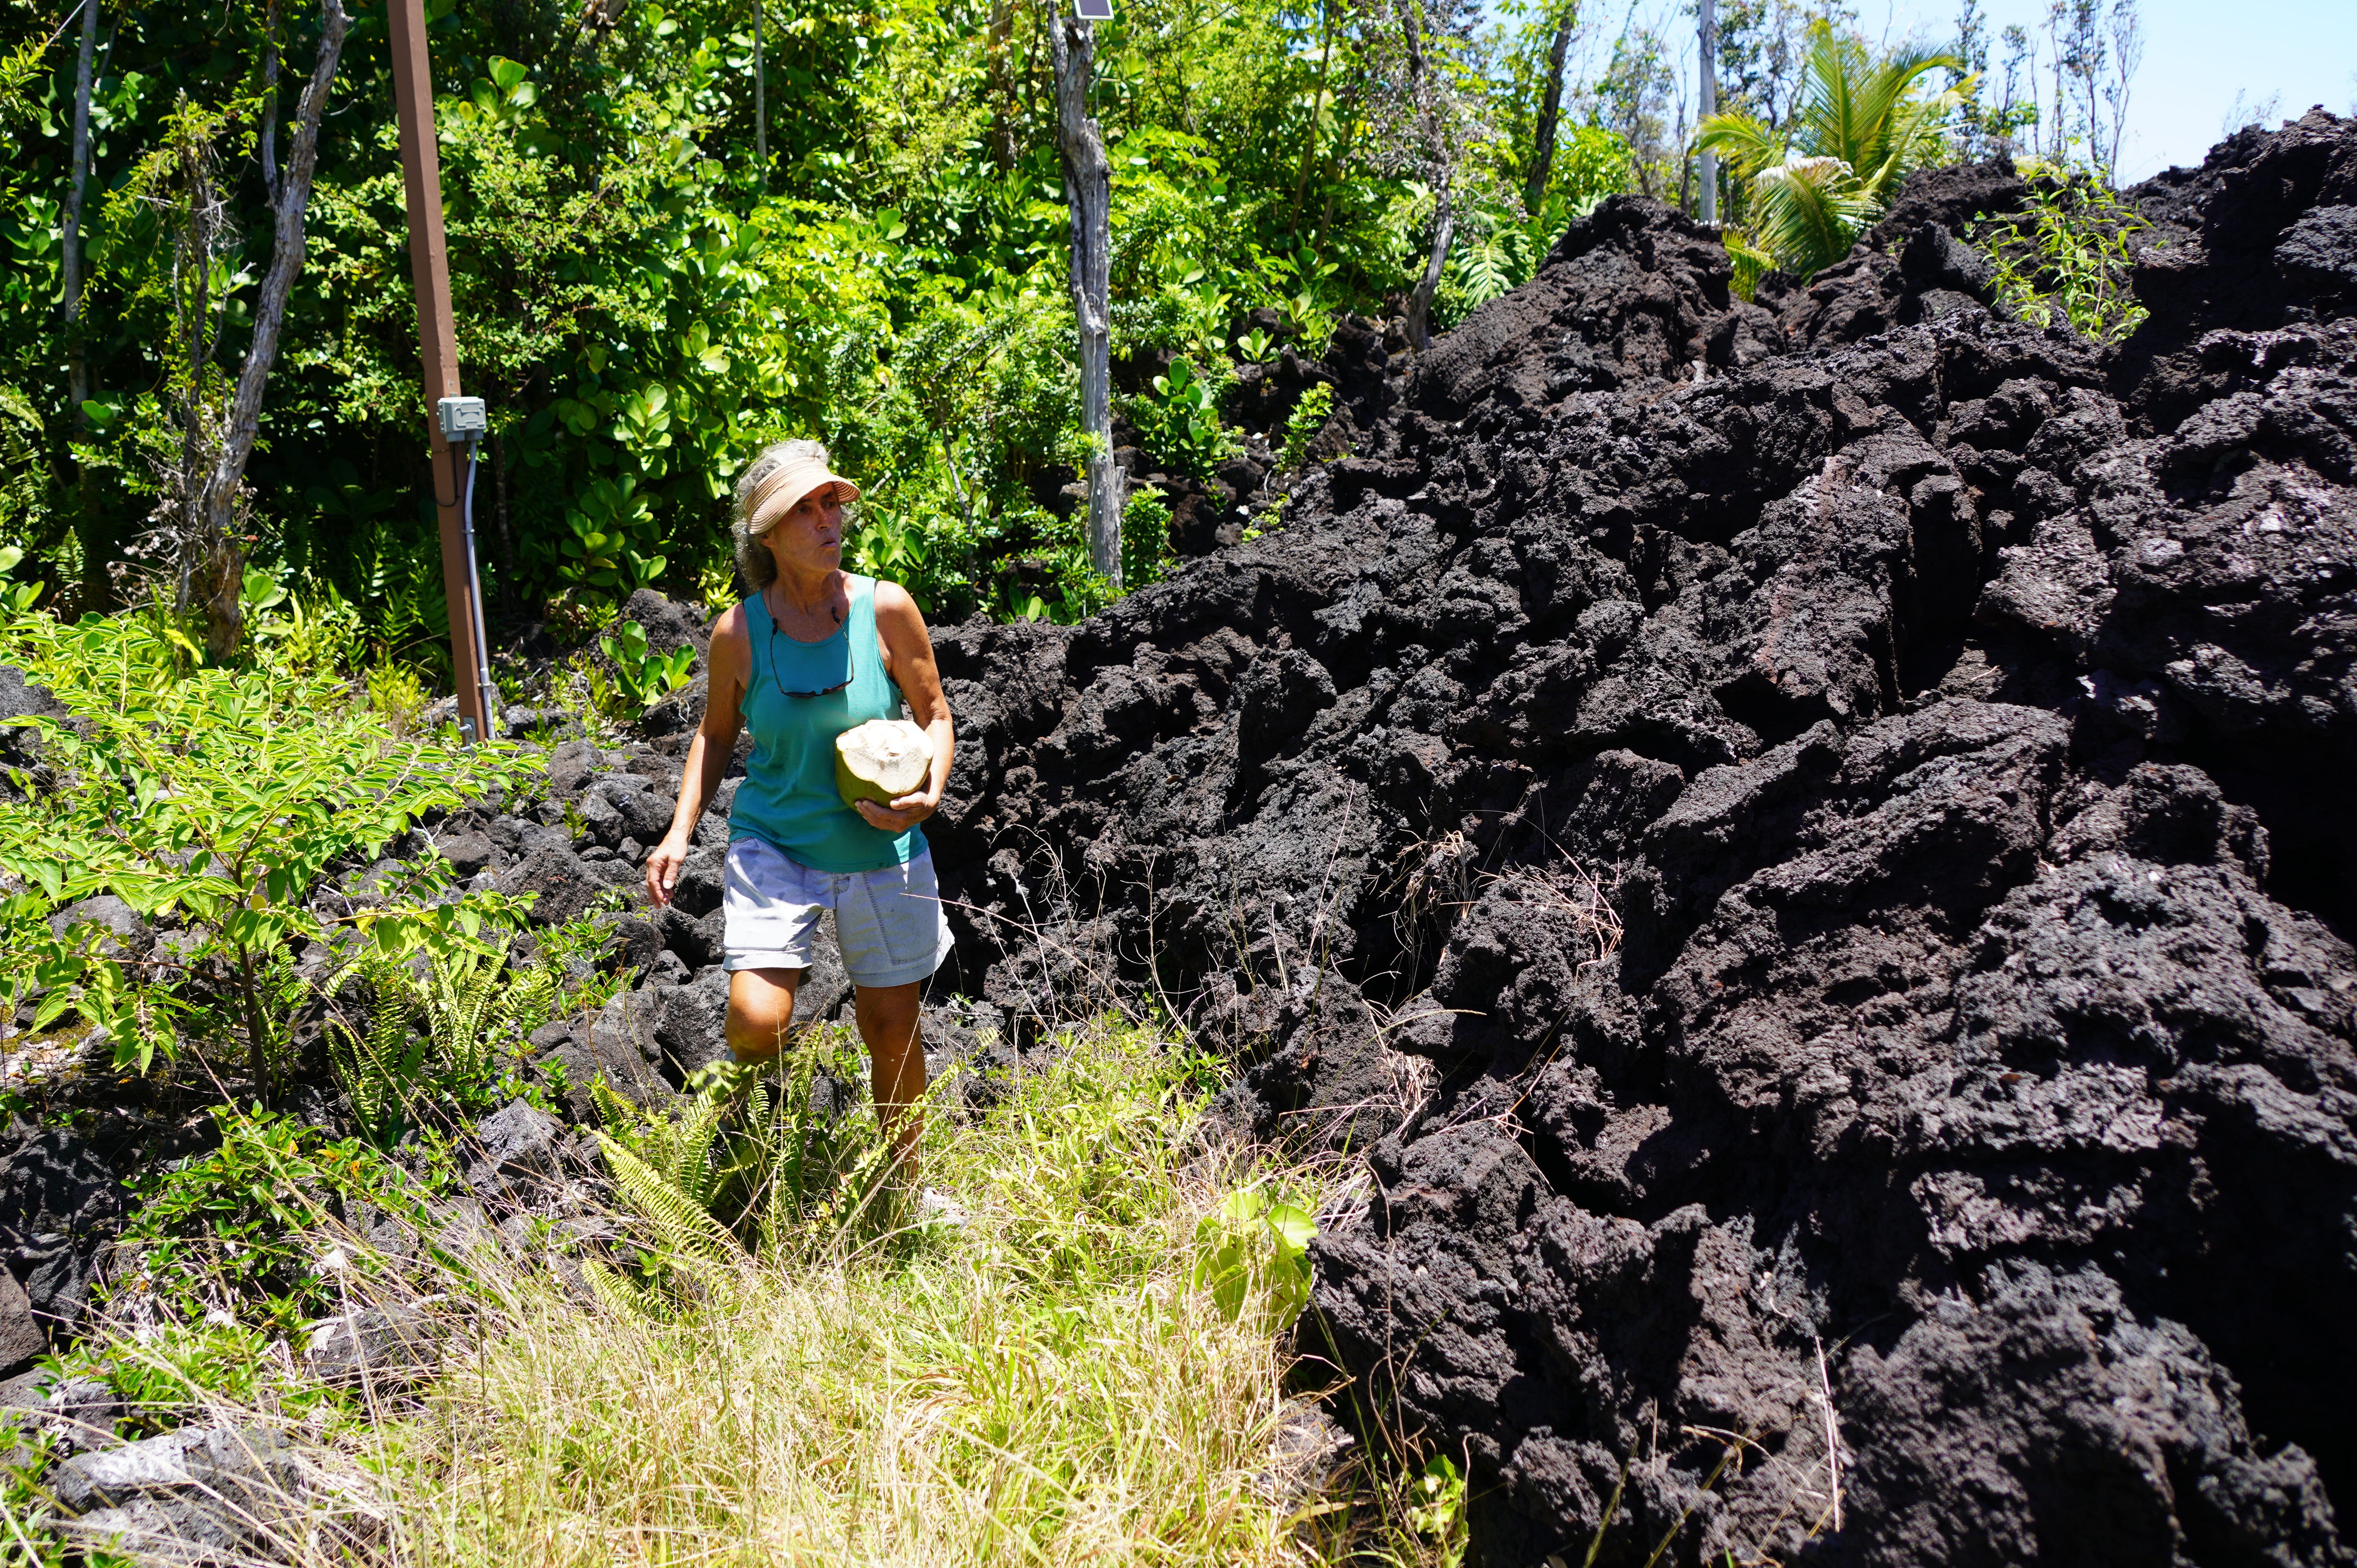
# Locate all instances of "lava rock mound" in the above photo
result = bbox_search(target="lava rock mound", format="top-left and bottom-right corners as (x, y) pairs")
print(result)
(923, 113), (2357, 1566)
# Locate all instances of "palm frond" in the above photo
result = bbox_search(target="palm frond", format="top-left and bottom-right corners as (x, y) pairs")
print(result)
(1696, 111), (1785, 179)
(1723, 23), (1965, 279)
(1751, 157), (1881, 276)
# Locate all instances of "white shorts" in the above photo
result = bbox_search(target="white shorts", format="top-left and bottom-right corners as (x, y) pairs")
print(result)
(721, 837), (952, 989)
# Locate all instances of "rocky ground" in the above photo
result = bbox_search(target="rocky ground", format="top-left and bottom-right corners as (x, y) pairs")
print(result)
(5, 113), (2354, 1565)
(912, 116), (2357, 1565)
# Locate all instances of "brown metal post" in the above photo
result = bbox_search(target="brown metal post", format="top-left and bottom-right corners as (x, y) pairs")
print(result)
(387, 0), (492, 743)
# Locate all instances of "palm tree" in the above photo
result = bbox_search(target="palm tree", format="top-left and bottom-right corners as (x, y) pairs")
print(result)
(1698, 24), (1969, 282)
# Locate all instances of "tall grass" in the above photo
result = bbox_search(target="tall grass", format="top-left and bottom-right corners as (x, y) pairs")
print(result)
(375, 1022), (1380, 1567)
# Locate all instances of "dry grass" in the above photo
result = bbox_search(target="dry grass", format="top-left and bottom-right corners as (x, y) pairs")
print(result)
(370, 1023), (1384, 1568)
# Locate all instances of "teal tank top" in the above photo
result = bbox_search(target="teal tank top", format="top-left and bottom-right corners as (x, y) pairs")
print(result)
(730, 575), (925, 873)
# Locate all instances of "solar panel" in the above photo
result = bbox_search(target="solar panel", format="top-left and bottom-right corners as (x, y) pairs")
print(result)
(1075, 0), (1113, 18)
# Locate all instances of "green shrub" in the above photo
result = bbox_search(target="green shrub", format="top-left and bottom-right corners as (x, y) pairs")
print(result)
(113, 1106), (453, 1338)
(1279, 383), (1337, 472)
(1121, 487), (1176, 590)
(595, 620), (695, 711)
(0, 607), (538, 1093)
(1973, 173), (2151, 344)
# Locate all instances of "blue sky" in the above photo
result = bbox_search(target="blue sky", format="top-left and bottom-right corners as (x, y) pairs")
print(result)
(1865, 0), (2357, 181)
(1570, 0), (2357, 184)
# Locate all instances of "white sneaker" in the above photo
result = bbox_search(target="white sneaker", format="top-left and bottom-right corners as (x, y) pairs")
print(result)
(916, 1188), (969, 1230)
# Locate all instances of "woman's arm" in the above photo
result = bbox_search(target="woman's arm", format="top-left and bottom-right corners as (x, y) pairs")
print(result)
(860, 579), (954, 834)
(645, 604), (749, 908)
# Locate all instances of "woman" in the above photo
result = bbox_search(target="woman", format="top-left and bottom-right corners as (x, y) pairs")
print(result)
(644, 438), (955, 1197)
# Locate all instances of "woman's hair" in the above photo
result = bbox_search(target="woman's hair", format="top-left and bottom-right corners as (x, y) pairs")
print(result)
(730, 437), (835, 594)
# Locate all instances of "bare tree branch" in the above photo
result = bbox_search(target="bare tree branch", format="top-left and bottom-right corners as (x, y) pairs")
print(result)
(186, 0), (348, 657)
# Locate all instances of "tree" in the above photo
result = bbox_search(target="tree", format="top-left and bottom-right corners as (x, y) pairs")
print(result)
(60, 0), (100, 607)
(1522, 0), (1576, 214)
(143, 0), (349, 657)
(1697, 25), (1963, 278)
(1396, 0), (1457, 351)
(1048, 8), (1121, 586)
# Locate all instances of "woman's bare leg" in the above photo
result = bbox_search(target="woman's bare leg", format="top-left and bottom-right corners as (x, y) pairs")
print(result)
(726, 967), (802, 1061)
(854, 980), (926, 1176)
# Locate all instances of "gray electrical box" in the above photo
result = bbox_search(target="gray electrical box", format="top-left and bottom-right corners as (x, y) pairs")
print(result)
(437, 395), (488, 443)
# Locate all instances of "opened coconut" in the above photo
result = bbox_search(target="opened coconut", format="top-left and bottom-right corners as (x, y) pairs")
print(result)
(836, 718), (933, 809)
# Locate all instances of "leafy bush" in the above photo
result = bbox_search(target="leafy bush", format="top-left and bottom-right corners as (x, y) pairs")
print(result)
(0, 606), (537, 1092)
(1121, 487), (1176, 590)
(595, 621), (695, 710)
(1973, 173), (2151, 344)
(112, 1106), (453, 1337)
(1279, 383), (1337, 472)
(1137, 358), (1241, 480)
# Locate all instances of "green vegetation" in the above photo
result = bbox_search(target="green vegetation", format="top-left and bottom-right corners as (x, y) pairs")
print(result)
(1699, 26), (1966, 285)
(0, 595), (539, 1095)
(0, 0), (1669, 660)
(1973, 167), (2150, 342)
(12, 1017), (1461, 1565)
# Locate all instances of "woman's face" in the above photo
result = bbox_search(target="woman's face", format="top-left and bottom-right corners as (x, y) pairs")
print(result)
(760, 486), (845, 578)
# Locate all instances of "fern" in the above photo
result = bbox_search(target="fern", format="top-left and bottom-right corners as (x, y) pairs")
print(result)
(418, 942), (521, 1089)
(593, 1132), (742, 1267)
(329, 953), (430, 1148)
(591, 1031), (896, 1280)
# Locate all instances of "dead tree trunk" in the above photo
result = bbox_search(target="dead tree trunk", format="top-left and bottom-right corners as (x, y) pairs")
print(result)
(1050, 9), (1121, 587)
(258, 0), (282, 204)
(1523, 5), (1574, 214)
(752, 0), (766, 183)
(185, 0), (348, 658)
(1397, 0), (1456, 354)
(62, 0), (99, 605)
(985, 0), (1018, 168)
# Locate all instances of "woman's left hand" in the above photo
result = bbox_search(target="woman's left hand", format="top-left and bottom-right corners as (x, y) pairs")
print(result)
(857, 789), (940, 833)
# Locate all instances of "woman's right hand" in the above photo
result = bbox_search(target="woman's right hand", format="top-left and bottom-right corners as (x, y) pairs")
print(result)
(644, 833), (690, 908)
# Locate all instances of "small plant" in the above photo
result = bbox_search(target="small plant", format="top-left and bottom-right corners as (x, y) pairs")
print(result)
(1190, 1184), (1315, 1329)
(329, 934), (561, 1146)
(1121, 487), (1175, 590)
(1140, 358), (1239, 479)
(113, 1106), (451, 1337)
(1235, 326), (1276, 363)
(366, 659), (429, 736)
(1279, 382), (1336, 472)
(696, 559), (737, 613)
(1407, 1453), (1469, 1568)
(596, 620), (695, 710)
(1973, 175), (2151, 344)
(591, 1025), (890, 1298)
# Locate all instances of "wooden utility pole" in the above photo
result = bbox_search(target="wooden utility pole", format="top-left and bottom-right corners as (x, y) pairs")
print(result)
(1697, 0), (1718, 224)
(387, 0), (494, 742)
(1050, 11), (1120, 586)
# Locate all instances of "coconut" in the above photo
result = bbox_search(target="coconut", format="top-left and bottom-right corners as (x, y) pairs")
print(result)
(835, 718), (934, 810)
